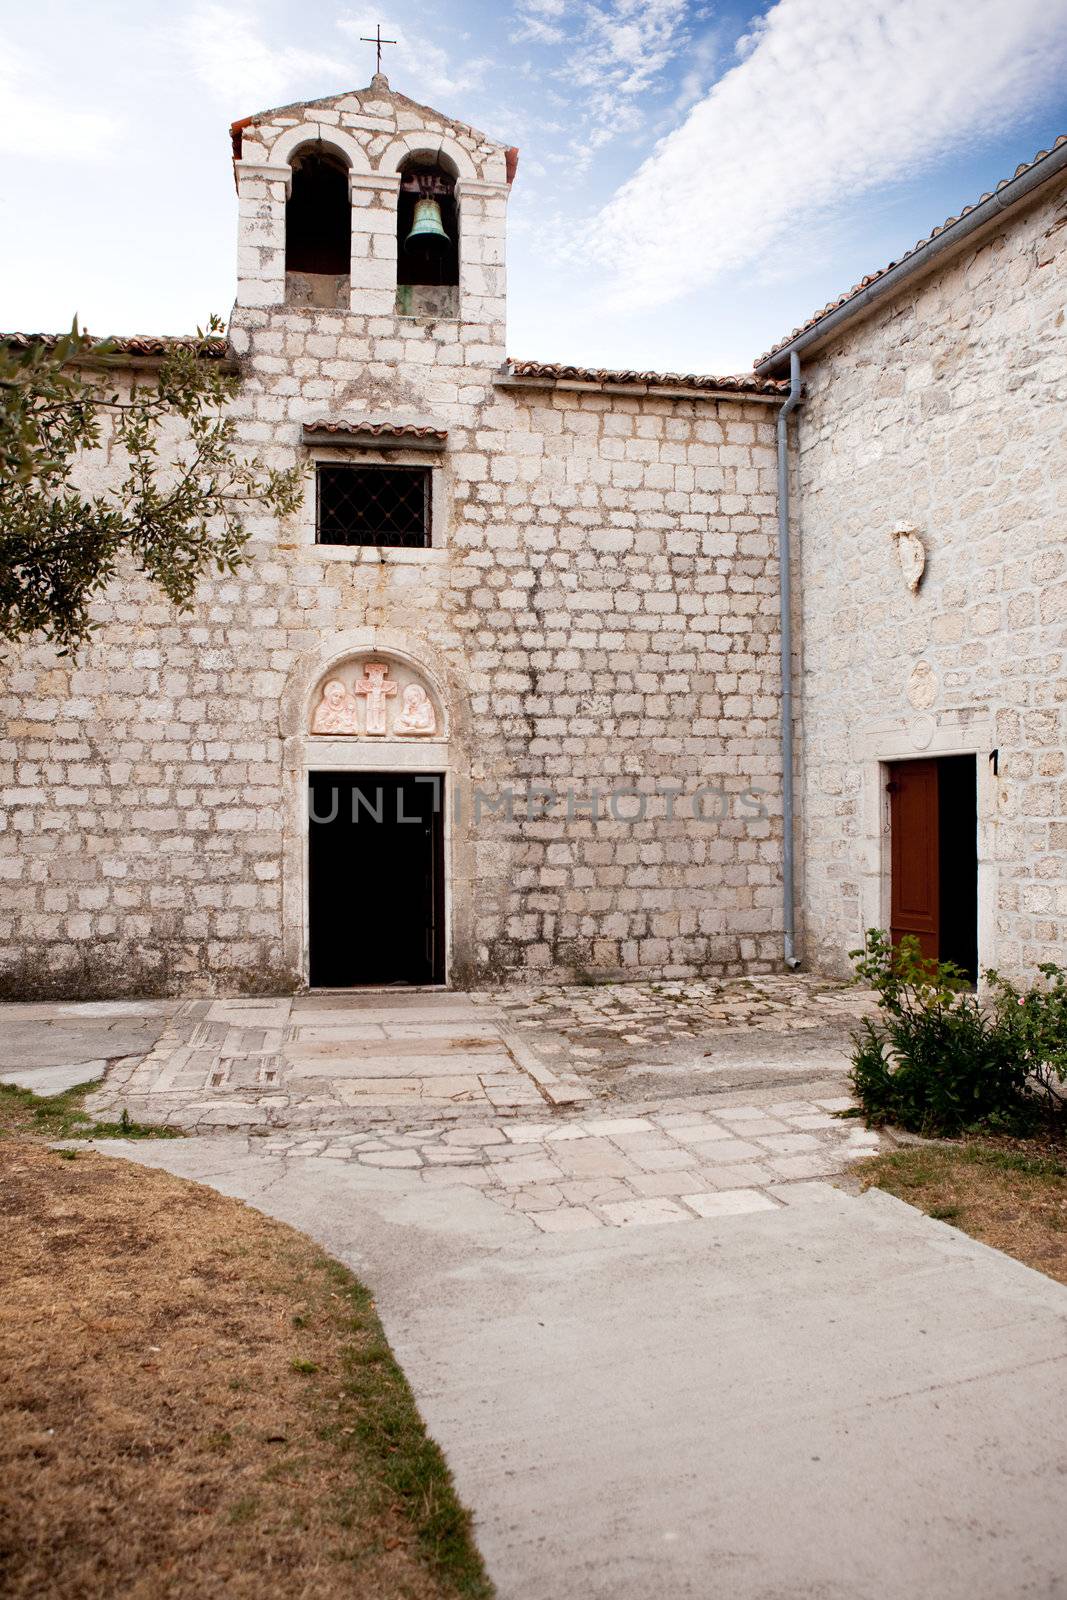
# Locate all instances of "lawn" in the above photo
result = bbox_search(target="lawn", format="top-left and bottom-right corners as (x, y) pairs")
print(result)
(0, 1134), (493, 1599)
(855, 1141), (1067, 1285)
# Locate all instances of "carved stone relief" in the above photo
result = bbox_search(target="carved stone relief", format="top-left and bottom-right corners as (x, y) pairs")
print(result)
(353, 660), (398, 736)
(892, 521), (926, 593)
(906, 659), (938, 710)
(310, 678), (358, 734)
(395, 682), (437, 735)
(908, 714), (936, 750)
(308, 656), (442, 739)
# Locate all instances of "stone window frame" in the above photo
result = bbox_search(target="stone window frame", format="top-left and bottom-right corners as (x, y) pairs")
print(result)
(297, 444), (450, 562)
(315, 461), (433, 550)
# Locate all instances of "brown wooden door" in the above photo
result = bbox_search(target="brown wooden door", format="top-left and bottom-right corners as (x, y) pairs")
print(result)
(888, 759), (939, 961)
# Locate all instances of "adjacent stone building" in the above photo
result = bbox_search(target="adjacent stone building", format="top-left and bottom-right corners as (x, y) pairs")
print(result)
(0, 79), (1063, 997)
(755, 136), (1067, 985)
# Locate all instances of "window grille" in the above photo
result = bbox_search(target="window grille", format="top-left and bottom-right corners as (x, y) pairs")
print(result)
(316, 465), (432, 548)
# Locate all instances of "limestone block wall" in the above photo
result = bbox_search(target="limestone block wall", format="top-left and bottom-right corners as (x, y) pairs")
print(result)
(0, 318), (785, 994)
(793, 172), (1067, 980)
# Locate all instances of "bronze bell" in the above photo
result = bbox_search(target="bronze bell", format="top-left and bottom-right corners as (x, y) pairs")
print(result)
(404, 196), (449, 250)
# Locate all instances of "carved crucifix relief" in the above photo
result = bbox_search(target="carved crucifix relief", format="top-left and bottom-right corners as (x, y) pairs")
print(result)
(353, 660), (398, 735)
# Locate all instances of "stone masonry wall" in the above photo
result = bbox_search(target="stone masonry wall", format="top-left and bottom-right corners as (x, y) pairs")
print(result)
(794, 172), (1067, 980)
(0, 83), (786, 997)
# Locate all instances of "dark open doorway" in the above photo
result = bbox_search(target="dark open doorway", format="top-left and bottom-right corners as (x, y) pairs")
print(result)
(888, 754), (978, 982)
(308, 772), (445, 988)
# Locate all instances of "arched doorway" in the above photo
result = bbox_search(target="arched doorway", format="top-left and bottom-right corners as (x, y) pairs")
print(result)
(303, 654), (449, 988)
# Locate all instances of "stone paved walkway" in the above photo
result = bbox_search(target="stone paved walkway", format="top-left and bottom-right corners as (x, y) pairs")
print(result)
(106, 1130), (1067, 1600)
(0, 979), (898, 1232)
(0, 1000), (177, 1097)
(77, 974), (875, 1135)
(26, 981), (1067, 1596)
(490, 972), (878, 1103)
(254, 1095), (884, 1233)
(87, 992), (592, 1130)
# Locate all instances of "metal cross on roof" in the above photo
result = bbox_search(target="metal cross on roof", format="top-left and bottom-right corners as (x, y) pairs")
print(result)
(361, 23), (397, 74)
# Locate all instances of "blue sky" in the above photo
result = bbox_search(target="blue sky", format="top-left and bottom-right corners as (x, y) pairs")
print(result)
(2, 0), (1066, 373)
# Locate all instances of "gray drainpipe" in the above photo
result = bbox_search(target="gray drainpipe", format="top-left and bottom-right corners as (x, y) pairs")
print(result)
(777, 350), (802, 969)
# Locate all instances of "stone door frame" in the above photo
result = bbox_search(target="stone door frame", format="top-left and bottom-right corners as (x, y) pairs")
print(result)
(280, 631), (469, 990)
(852, 712), (998, 987)
(299, 749), (454, 989)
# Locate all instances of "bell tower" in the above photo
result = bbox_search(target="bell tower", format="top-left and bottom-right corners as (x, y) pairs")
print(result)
(229, 75), (515, 344)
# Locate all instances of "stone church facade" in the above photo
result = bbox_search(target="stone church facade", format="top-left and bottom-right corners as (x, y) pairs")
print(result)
(0, 80), (1063, 998)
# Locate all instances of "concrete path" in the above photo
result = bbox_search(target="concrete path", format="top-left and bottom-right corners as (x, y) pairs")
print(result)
(0, 999), (176, 1096)
(103, 1132), (1067, 1600)
(12, 986), (1067, 1594)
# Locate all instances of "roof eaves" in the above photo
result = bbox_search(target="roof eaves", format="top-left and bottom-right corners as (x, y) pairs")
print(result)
(1, 332), (235, 370)
(755, 134), (1067, 374)
(301, 418), (449, 451)
(498, 359), (788, 402)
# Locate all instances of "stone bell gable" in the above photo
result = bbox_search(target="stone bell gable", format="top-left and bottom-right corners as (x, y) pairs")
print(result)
(231, 76), (513, 336)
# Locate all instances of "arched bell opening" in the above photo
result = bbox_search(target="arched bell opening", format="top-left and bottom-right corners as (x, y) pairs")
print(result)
(285, 146), (351, 309)
(396, 153), (459, 318)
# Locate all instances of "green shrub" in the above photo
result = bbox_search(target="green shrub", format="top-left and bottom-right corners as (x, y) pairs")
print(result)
(987, 962), (1067, 1112)
(847, 930), (1032, 1136)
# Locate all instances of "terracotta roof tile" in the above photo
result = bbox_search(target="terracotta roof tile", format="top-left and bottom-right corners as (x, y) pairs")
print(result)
(756, 135), (1067, 369)
(500, 360), (788, 396)
(303, 419), (448, 440)
(1, 332), (231, 359)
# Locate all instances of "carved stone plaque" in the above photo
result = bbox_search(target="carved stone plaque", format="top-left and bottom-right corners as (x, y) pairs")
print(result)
(395, 682), (437, 735)
(906, 660), (938, 711)
(353, 661), (398, 736)
(892, 521), (926, 593)
(308, 655), (442, 739)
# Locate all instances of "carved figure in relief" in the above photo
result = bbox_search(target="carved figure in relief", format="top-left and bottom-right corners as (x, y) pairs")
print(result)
(395, 682), (437, 736)
(311, 678), (358, 735)
(353, 660), (398, 735)
(907, 660), (938, 711)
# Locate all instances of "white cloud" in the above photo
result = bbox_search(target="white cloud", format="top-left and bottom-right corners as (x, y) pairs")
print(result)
(592, 0), (1067, 309)
(524, 0), (689, 173)
(515, 0), (568, 43)
(0, 49), (122, 161)
(181, 3), (491, 124)
(575, 0), (688, 96)
(516, 0), (568, 40)
(184, 4), (350, 108)
(517, 16), (567, 45)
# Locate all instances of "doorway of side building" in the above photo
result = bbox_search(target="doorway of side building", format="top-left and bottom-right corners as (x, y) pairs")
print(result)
(887, 755), (978, 983)
(308, 771), (445, 987)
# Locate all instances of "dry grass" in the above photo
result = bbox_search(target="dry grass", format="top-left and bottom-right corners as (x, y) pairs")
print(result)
(0, 1138), (492, 1600)
(856, 1142), (1067, 1284)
